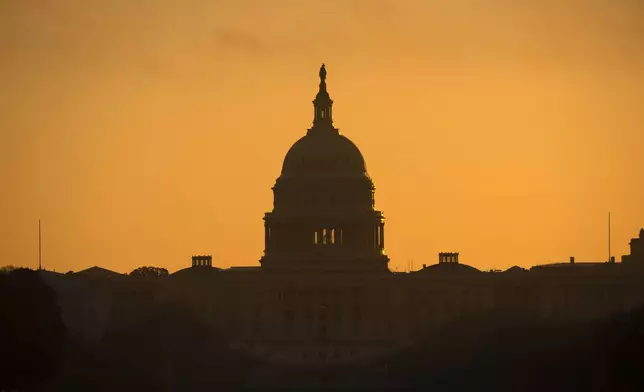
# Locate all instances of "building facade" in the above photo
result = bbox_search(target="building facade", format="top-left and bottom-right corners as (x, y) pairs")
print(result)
(40, 65), (644, 368)
(169, 65), (644, 366)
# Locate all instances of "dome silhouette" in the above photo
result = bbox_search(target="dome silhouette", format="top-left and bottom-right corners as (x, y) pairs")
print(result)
(419, 262), (482, 274)
(260, 64), (388, 272)
(281, 132), (367, 177)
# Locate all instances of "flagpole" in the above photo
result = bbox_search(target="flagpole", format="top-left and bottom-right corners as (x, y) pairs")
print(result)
(39, 219), (42, 271)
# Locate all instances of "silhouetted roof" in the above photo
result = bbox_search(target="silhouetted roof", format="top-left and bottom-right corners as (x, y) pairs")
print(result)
(74, 266), (124, 278)
(227, 266), (261, 270)
(504, 266), (528, 273)
(224, 266), (263, 274)
(529, 262), (620, 276)
(531, 261), (611, 269)
(416, 262), (481, 275)
(171, 266), (222, 278)
(37, 269), (65, 277)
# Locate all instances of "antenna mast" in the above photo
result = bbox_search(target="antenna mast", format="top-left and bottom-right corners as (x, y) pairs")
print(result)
(38, 219), (42, 271)
(608, 212), (611, 263)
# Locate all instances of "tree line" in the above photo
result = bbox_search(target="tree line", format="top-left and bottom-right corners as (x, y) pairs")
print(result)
(2, 266), (643, 390)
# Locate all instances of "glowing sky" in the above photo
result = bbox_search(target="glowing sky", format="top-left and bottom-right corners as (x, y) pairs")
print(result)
(1, 0), (643, 273)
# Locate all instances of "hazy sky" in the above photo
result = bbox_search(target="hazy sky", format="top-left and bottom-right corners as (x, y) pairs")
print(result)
(1, 0), (643, 273)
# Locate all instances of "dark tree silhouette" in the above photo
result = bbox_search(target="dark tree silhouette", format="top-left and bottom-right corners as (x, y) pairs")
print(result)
(0, 265), (17, 273)
(53, 291), (255, 391)
(0, 268), (67, 391)
(129, 266), (169, 279)
(384, 307), (644, 391)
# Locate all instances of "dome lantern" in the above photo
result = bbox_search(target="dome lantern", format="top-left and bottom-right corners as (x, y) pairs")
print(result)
(310, 63), (337, 134)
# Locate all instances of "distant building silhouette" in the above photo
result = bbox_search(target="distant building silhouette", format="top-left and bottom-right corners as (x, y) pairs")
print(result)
(41, 65), (644, 369)
(438, 252), (459, 264)
(192, 255), (213, 268)
(622, 228), (644, 265)
(74, 266), (124, 279)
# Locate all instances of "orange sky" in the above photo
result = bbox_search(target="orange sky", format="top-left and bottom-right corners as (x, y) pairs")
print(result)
(1, 0), (643, 273)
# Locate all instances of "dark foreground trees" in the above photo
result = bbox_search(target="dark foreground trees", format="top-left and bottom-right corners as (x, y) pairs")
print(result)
(0, 268), (67, 391)
(385, 307), (644, 391)
(0, 267), (253, 391)
(129, 266), (169, 279)
(54, 292), (255, 391)
(3, 266), (642, 390)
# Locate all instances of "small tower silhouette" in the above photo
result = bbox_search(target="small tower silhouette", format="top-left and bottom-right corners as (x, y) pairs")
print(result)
(439, 252), (459, 264)
(192, 255), (212, 268)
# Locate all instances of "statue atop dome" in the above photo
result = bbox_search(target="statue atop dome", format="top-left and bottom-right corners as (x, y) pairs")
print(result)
(319, 63), (327, 82)
(312, 63), (334, 130)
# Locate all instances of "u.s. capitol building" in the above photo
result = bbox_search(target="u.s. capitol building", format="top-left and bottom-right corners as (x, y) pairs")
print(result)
(169, 65), (644, 365)
(43, 65), (644, 367)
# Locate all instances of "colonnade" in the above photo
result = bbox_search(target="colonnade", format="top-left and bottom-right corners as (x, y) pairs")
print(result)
(264, 222), (385, 251)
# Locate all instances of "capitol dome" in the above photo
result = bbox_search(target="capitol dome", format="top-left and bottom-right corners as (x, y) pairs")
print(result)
(261, 64), (388, 272)
(281, 132), (367, 177)
(279, 64), (367, 178)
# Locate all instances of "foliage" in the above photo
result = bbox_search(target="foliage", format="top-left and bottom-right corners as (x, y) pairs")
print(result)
(129, 266), (169, 279)
(0, 264), (18, 274)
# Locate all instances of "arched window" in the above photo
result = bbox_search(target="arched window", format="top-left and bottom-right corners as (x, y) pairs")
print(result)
(331, 229), (335, 244)
(322, 228), (327, 244)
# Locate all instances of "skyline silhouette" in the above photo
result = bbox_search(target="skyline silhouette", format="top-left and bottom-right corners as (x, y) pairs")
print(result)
(2, 1), (643, 274)
(2, 3), (644, 387)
